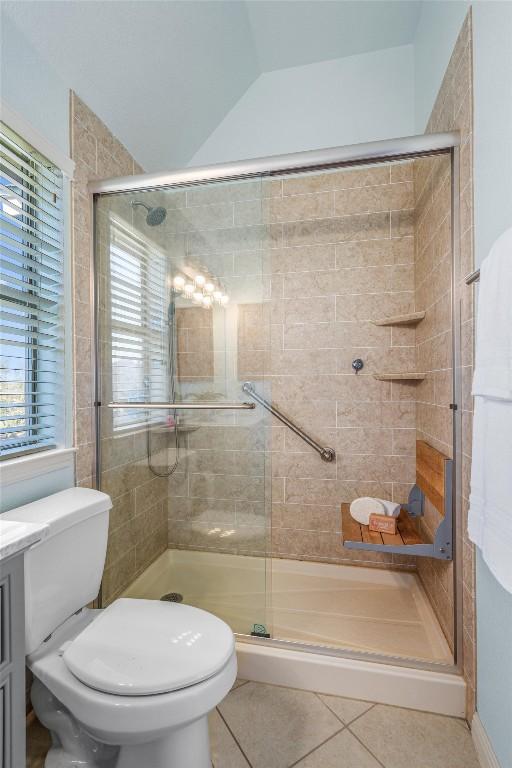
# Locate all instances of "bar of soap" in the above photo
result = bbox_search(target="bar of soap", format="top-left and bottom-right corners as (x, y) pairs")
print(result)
(369, 514), (398, 535)
(350, 497), (385, 525)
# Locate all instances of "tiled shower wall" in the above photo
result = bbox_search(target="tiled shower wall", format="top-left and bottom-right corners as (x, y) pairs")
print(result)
(70, 93), (168, 604)
(266, 164), (418, 567)
(414, 11), (476, 716)
(166, 164), (419, 571)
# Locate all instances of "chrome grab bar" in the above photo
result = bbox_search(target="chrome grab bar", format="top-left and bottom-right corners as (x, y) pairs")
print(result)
(242, 382), (336, 463)
(108, 402), (255, 410)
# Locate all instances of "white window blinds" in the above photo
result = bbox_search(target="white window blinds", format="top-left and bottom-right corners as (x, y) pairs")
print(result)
(109, 215), (169, 431)
(0, 121), (65, 459)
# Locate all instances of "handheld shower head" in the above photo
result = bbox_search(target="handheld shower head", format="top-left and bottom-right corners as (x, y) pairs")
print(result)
(132, 201), (167, 226)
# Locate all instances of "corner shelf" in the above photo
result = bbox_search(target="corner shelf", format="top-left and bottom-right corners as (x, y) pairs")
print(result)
(372, 311), (425, 327)
(373, 372), (426, 381)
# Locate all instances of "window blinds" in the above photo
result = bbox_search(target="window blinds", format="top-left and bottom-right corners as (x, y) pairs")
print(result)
(108, 215), (169, 431)
(0, 121), (65, 459)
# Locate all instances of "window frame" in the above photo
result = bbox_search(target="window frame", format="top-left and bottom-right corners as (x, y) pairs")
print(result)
(107, 213), (170, 434)
(0, 105), (74, 467)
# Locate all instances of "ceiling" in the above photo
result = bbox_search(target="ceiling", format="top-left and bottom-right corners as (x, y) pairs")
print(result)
(2, 1), (423, 171)
(245, 1), (421, 72)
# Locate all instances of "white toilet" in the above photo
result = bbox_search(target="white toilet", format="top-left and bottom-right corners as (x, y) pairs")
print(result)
(4, 487), (237, 768)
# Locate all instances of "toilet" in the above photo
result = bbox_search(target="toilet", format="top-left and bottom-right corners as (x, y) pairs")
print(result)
(4, 487), (237, 768)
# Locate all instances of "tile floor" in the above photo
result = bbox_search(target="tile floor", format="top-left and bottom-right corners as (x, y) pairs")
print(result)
(27, 679), (480, 768)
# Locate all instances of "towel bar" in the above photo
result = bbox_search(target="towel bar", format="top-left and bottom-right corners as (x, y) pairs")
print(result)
(465, 269), (480, 285)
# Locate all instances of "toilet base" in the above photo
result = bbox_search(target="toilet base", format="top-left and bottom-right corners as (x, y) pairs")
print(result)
(116, 718), (210, 768)
(31, 678), (119, 768)
(32, 677), (211, 768)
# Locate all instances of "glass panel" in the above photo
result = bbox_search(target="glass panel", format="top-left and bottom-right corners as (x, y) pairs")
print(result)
(95, 149), (455, 669)
(95, 177), (271, 638)
(263, 156), (454, 665)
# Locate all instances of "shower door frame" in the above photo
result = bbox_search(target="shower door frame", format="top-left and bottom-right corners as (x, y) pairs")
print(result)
(90, 131), (463, 677)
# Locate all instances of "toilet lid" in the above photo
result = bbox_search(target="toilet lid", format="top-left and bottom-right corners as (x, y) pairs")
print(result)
(62, 598), (235, 696)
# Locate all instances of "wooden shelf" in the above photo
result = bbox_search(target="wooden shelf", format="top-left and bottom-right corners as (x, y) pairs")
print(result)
(373, 372), (426, 381)
(372, 311), (425, 327)
(341, 504), (424, 550)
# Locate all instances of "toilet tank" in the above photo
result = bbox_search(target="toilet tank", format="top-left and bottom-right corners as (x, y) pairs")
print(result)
(2, 488), (112, 654)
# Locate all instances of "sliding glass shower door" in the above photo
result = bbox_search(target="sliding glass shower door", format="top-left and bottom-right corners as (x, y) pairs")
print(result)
(95, 177), (272, 637)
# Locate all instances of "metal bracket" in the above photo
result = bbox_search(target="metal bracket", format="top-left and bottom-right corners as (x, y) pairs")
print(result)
(403, 484), (424, 518)
(432, 457), (453, 560)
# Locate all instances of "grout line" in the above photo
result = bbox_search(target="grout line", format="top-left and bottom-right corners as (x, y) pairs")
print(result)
(287, 725), (346, 768)
(232, 679), (250, 691)
(346, 722), (387, 768)
(313, 691), (346, 725)
(216, 706), (253, 767)
(343, 702), (378, 728)
(313, 692), (379, 729)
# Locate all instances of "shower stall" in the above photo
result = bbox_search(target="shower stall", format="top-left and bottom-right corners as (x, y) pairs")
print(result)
(91, 133), (463, 696)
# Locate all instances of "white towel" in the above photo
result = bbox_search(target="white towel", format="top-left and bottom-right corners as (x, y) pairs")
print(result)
(468, 227), (512, 594)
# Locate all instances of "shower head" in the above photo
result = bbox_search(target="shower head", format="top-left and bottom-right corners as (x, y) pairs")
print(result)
(132, 201), (167, 226)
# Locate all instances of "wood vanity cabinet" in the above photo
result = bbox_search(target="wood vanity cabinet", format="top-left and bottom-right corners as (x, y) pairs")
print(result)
(0, 552), (26, 768)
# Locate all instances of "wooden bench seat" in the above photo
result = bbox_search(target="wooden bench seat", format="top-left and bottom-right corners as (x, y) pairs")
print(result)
(341, 504), (424, 549)
(340, 440), (453, 560)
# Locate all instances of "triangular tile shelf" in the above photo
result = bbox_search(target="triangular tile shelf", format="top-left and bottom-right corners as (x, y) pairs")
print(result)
(373, 372), (426, 381)
(372, 311), (425, 326)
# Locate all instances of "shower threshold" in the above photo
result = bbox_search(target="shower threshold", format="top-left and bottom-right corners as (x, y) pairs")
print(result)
(121, 549), (465, 716)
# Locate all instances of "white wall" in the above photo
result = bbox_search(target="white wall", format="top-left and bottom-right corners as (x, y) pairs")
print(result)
(190, 45), (414, 166)
(413, 1), (470, 132)
(472, 4), (512, 767)
(473, 1), (512, 263)
(0, 12), (70, 156)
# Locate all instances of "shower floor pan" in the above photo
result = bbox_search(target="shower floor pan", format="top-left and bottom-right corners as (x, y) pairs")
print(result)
(122, 549), (465, 716)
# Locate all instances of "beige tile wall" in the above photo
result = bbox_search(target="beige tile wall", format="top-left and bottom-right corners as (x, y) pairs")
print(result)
(70, 92), (168, 604)
(265, 163), (418, 568)
(165, 165), (419, 571)
(414, 12), (476, 716)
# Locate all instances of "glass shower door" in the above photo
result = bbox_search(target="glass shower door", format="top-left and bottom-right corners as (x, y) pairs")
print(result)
(95, 177), (272, 638)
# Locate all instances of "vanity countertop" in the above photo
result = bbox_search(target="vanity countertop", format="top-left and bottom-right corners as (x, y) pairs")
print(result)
(0, 519), (49, 562)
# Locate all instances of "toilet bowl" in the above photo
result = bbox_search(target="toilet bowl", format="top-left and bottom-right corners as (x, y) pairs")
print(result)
(4, 488), (236, 768)
(29, 602), (236, 768)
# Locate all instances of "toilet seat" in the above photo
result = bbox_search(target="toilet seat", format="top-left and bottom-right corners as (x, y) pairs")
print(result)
(62, 598), (235, 696)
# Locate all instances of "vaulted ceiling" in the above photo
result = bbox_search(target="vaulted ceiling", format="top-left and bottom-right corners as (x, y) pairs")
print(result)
(2, 1), (422, 171)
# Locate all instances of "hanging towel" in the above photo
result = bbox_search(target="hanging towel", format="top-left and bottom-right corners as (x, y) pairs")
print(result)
(468, 227), (512, 594)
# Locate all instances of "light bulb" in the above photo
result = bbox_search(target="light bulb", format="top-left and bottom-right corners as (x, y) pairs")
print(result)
(202, 295), (212, 308)
(193, 291), (203, 303)
(173, 275), (185, 290)
(204, 281), (215, 293)
(213, 290), (223, 301)
(184, 283), (194, 295)
(195, 274), (205, 287)
(220, 295), (230, 306)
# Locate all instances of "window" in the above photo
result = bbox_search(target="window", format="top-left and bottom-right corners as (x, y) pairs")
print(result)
(0, 122), (65, 460)
(108, 215), (168, 431)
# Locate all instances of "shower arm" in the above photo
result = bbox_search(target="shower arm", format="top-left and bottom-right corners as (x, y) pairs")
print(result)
(242, 382), (336, 463)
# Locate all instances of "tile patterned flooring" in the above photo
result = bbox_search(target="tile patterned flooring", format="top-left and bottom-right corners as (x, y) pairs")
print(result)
(28, 679), (480, 768)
